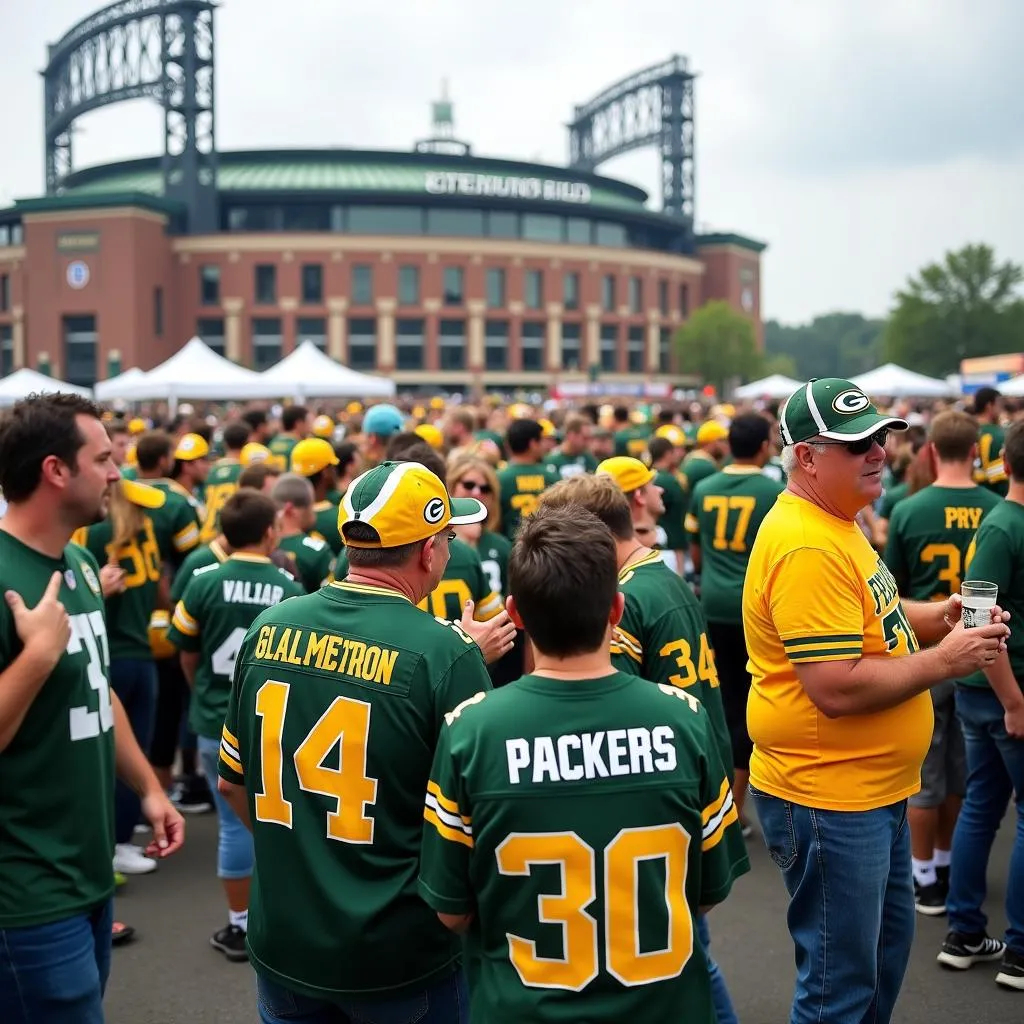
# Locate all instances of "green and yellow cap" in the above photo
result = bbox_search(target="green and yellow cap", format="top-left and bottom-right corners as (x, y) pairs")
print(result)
(338, 461), (487, 549)
(597, 456), (657, 493)
(779, 378), (908, 445)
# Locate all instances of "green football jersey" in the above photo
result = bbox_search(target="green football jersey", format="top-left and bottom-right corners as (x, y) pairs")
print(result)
(686, 466), (784, 624)
(277, 532), (334, 593)
(218, 580), (493, 998)
(974, 422), (1008, 495)
(201, 458), (244, 544)
(545, 449), (598, 480)
(884, 484), (1001, 602)
(496, 461), (560, 539)
(419, 671), (746, 1024)
(269, 433), (300, 464)
(170, 539), (230, 605)
(656, 468), (689, 551)
(878, 481), (909, 521)
(478, 530), (512, 597)
(613, 425), (651, 458)
(312, 500), (343, 555)
(168, 554), (303, 739)
(0, 534), (115, 927)
(762, 456), (787, 485)
(144, 477), (203, 565)
(958, 500), (1024, 690)
(682, 452), (718, 492)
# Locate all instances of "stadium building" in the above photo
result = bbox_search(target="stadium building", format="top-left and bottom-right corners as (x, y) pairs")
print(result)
(0, 1), (765, 395)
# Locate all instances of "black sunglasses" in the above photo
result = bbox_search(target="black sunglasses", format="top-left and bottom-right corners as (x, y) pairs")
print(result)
(459, 479), (493, 495)
(815, 427), (889, 456)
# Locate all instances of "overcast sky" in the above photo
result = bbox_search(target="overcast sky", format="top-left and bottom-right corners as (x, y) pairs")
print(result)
(3, 0), (1022, 322)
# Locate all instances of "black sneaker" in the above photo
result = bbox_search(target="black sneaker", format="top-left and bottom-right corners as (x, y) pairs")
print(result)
(210, 924), (248, 962)
(936, 864), (950, 890)
(996, 948), (1024, 991)
(915, 879), (947, 917)
(171, 775), (213, 814)
(937, 930), (1005, 970)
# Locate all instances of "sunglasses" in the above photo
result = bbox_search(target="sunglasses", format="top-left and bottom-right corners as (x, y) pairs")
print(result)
(459, 479), (493, 495)
(815, 428), (888, 456)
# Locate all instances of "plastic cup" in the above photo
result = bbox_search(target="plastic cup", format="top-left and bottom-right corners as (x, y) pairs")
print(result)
(961, 581), (998, 629)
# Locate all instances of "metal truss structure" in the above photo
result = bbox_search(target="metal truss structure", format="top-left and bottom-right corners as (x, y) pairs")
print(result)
(568, 55), (696, 232)
(43, 0), (218, 231)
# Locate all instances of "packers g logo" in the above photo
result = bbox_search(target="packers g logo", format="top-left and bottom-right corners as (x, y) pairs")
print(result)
(423, 497), (446, 524)
(832, 390), (871, 415)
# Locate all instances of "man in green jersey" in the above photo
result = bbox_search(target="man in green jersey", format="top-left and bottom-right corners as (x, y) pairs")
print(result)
(272, 473), (335, 593)
(612, 404), (651, 457)
(972, 386), (1008, 496)
(217, 461), (492, 1021)
(649, 433), (689, 573)
(686, 412), (784, 828)
(0, 393), (184, 1023)
(496, 418), (560, 539)
(268, 404), (310, 465)
(884, 411), (1001, 917)
(596, 455), (666, 557)
(168, 490), (303, 961)
(419, 504), (746, 1023)
(544, 413), (597, 479)
(133, 431), (203, 559)
(291, 436), (343, 555)
(200, 420), (250, 544)
(684, 421), (729, 491)
(937, 420), (1024, 988)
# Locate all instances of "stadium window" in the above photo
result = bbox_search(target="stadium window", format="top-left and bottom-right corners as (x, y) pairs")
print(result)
(524, 270), (543, 310)
(627, 325), (645, 373)
(0, 325), (12, 376)
(255, 265), (277, 305)
(398, 266), (420, 306)
(200, 264), (220, 305)
(153, 287), (164, 338)
(680, 282), (690, 318)
(196, 317), (225, 356)
(283, 205), (330, 231)
(522, 214), (563, 244)
(486, 268), (506, 309)
(351, 264), (373, 306)
(11, 224), (22, 245)
(521, 321), (544, 372)
(485, 321), (508, 371)
(487, 211), (518, 238)
(0, 226), (9, 247)
(659, 279), (669, 316)
(301, 264), (323, 304)
(330, 205), (346, 232)
(439, 319), (466, 370)
(601, 274), (615, 313)
(396, 318), (425, 370)
(563, 272), (580, 311)
(659, 326), (672, 373)
(348, 206), (424, 235)
(0, 273), (9, 311)
(427, 209), (485, 237)
(297, 316), (327, 352)
(252, 317), (283, 371)
(348, 317), (377, 370)
(600, 323), (618, 372)
(629, 276), (643, 314)
(234, 206), (283, 231)
(595, 222), (627, 247)
(561, 322), (581, 371)
(63, 315), (97, 388)
(566, 217), (591, 245)
(443, 267), (464, 306)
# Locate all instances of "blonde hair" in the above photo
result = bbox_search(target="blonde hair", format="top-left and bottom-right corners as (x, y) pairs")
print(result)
(109, 480), (148, 550)
(447, 454), (501, 533)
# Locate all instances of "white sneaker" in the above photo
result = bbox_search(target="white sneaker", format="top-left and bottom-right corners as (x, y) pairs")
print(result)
(113, 843), (157, 875)
(133, 823), (150, 836)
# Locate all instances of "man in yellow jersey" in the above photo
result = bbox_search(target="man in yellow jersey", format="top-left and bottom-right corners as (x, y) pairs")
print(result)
(744, 377), (1010, 1024)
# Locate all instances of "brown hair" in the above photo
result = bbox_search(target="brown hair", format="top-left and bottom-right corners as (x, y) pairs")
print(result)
(1004, 421), (1024, 482)
(538, 474), (634, 541)
(562, 413), (590, 437)
(219, 490), (278, 549)
(929, 410), (979, 463)
(447, 454), (501, 533)
(135, 430), (173, 472)
(510, 503), (619, 658)
(238, 462), (280, 491)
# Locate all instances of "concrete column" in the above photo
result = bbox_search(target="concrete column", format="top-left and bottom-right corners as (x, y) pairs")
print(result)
(467, 299), (485, 371)
(546, 302), (563, 373)
(223, 298), (244, 363)
(328, 297), (348, 362)
(646, 311), (660, 374)
(376, 298), (396, 371)
(11, 305), (25, 368)
(585, 303), (600, 370)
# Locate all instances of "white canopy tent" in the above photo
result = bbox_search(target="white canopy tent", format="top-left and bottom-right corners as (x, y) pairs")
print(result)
(850, 363), (955, 398)
(94, 367), (148, 402)
(733, 373), (801, 400)
(995, 374), (1024, 397)
(257, 341), (396, 401)
(0, 368), (92, 407)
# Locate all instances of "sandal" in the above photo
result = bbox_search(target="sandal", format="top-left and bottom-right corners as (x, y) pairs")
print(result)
(111, 921), (136, 946)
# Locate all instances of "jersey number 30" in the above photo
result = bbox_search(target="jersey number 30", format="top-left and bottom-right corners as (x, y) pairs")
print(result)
(253, 680), (379, 844)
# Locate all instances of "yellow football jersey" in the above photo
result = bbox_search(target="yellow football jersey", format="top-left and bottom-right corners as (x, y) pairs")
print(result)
(743, 492), (933, 811)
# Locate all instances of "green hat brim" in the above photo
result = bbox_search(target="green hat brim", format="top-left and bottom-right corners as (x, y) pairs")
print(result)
(449, 497), (488, 525)
(819, 412), (909, 442)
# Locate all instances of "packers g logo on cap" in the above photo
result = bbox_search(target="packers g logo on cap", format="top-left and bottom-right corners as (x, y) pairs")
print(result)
(423, 497), (446, 524)
(832, 390), (871, 415)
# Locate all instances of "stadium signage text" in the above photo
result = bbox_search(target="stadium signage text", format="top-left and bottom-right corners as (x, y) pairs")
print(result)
(424, 172), (592, 204)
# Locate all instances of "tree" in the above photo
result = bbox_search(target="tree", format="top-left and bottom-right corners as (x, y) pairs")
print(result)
(884, 244), (1024, 377)
(676, 301), (762, 393)
(763, 353), (797, 378)
(765, 313), (885, 380)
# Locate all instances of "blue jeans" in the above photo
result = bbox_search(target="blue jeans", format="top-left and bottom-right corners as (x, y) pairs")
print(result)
(256, 969), (468, 1024)
(198, 735), (253, 879)
(109, 658), (157, 845)
(749, 787), (915, 1024)
(697, 914), (738, 1024)
(948, 685), (1024, 953)
(0, 899), (113, 1024)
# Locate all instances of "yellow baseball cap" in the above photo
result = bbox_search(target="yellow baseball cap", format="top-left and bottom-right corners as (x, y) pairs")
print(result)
(414, 423), (444, 449)
(412, 405), (427, 419)
(128, 417), (148, 435)
(346, 401), (363, 415)
(538, 418), (557, 438)
(291, 437), (340, 477)
(122, 478), (167, 509)
(655, 424), (687, 447)
(696, 421), (729, 445)
(597, 456), (657, 493)
(339, 461), (486, 549)
(312, 415), (335, 438)
(240, 442), (271, 466)
(174, 433), (210, 461)
(430, 396), (446, 411)
(124, 443), (138, 467)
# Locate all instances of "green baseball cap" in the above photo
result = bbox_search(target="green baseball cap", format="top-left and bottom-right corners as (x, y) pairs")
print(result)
(779, 378), (908, 445)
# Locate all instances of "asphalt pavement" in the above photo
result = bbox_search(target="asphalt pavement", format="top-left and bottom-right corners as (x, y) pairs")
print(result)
(104, 807), (1019, 1023)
